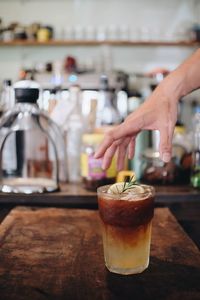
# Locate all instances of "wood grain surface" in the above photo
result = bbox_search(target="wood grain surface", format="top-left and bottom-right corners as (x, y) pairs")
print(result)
(0, 207), (199, 300)
(0, 40), (199, 47)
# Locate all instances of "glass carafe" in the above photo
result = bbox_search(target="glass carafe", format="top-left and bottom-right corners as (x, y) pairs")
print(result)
(0, 80), (61, 193)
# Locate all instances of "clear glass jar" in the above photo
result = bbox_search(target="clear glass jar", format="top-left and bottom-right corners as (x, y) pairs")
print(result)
(81, 133), (117, 191)
(141, 148), (181, 185)
(0, 80), (62, 194)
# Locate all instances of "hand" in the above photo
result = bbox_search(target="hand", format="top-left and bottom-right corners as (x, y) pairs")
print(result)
(95, 83), (179, 170)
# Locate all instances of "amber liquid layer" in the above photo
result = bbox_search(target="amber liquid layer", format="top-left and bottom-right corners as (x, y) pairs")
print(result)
(101, 221), (152, 275)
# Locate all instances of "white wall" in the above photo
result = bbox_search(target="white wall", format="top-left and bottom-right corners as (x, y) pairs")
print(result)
(0, 0), (198, 82)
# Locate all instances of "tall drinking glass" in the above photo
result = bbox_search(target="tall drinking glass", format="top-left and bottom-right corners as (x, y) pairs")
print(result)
(97, 184), (155, 275)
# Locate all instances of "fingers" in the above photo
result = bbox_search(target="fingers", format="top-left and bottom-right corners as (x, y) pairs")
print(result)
(116, 137), (131, 170)
(101, 141), (119, 170)
(95, 119), (141, 159)
(157, 97), (177, 162)
(94, 127), (120, 159)
(101, 137), (133, 171)
(128, 138), (135, 159)
(159, 123), (174, 163)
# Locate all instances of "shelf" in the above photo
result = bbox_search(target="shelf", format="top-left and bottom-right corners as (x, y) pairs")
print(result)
(0, 40), (199, 47)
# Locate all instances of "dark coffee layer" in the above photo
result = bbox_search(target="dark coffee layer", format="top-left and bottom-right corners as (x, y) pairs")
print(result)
(98, 196), (154, 227)
(101, 221), (151, 245)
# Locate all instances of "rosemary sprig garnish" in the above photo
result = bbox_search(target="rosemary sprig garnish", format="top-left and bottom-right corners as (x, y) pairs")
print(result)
(120, 175), (139, 194)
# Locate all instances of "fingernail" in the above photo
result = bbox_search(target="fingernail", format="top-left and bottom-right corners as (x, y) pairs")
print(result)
(162, 152), (171, 163)
(94, 151), (100, 159)
(102, 162), (107, 170)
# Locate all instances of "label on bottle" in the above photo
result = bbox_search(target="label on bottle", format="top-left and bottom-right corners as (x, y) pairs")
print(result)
(81, 153), (88, 177)
(81, 153), (105, 179)
(106, 156), (117, 178)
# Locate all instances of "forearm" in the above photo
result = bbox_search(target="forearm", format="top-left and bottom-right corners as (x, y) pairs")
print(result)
(158, 49), (200, 101)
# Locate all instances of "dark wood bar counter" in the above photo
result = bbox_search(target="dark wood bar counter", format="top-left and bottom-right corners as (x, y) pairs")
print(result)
(0, 183), (199, 207)
(0, 207), (199, 300)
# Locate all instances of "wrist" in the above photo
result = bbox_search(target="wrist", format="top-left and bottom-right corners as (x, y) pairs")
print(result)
(158, 70), (186, 104)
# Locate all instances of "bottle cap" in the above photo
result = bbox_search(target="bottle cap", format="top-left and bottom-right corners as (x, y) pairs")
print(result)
(3, 79), (12, 86)
(15, 88), (39, 103)
(14, 80), (40, 103)
(174, 125), (186, 135)
(82, 133), (104, 145)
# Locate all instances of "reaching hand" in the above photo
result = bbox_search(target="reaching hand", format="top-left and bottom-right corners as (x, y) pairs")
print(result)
(95, 48), (200, 170)
(95, 83), (178, 170)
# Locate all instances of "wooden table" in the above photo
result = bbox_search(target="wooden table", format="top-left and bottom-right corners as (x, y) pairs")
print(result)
(0, 207), (199, 300)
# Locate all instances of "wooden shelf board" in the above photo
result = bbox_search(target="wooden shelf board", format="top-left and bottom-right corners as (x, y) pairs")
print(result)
(0, 40), (199, 47)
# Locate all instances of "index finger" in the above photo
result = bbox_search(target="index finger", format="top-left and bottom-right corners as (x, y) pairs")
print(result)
(94, 129), (121, 159)
(94, 121), (139, 158)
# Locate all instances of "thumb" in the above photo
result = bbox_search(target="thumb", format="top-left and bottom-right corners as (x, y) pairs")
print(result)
(159, 126), (174, 163)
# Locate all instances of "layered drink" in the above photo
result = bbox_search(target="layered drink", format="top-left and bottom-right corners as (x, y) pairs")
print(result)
(97, 183), (154, 275)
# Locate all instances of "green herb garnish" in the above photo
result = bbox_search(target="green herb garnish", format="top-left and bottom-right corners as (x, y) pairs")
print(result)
(120, 175), (139, 194)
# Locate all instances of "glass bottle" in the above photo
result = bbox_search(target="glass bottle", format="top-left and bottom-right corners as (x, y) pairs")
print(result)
(0, 80), (61, 193)
(115, 72), (129, 121)
(191, 107), (200, 188)
(97, 75), (121, 126)
(66, 85), (83, 183)
(0, 79), (15, 115)
(128, 94), (149, 180)
(81, 133), (117, 191)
